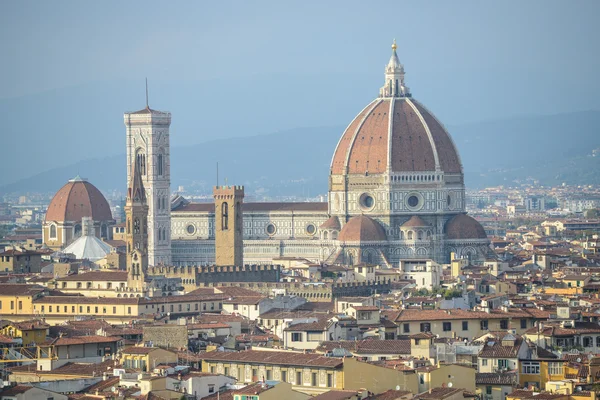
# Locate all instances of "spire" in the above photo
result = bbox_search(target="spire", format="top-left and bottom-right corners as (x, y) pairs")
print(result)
(380, 39), (410, 98)
(127, 157), (146, 204)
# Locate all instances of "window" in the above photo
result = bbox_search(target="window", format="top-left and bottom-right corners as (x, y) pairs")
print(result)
(522, 361), (540, 375)
(233, 304), (239, 310)
(291, 332), (302, 342)
(72, 306), (75, 313)
(95, 306), (98, 313)
(281, 370), (287, 382)
(500, 319), (509, 329)
(127, 307), (131, 315)
(486, 386), (492, 395)
(297, 371), (303, 385)
(462, 321), (468, 331)
(158, 153), (164, 176)
(480, 320), (488, 330)
(266, 369), (272, 380)
(18, 301), (22, 310)
(420, 322), (431, 332)
(548, 362), (563, 375)
(482, 359), (488, 366)
(443, 322), (452, 332)
(327, 373), (332, 387)
(403, 323), (410, 333)
(113, 307), (117, 314)
(521, 319), (527, 329)
(311, 372), (317, 386)
(498, 359), (509, 369)
(208, 384), (215, 394)
(49, 224), (57, 239)
(49, 306), (52, 312)
(222, 202), (229, 230)
(10, 301), (14, 310)
(583, 336), (593, 347)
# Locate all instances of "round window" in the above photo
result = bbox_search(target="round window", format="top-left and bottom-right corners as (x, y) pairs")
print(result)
(407, 195), (419, 207)
(186, 224), (196, 235)
(266, 223), (276, 235)
(306, 224), (316, 235)
(359, 193), (375, 210)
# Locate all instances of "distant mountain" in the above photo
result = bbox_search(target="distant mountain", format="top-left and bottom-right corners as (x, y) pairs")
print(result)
(2, 110), (600, 197)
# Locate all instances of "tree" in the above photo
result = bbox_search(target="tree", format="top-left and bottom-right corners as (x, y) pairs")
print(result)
(585, 208), (600, 219)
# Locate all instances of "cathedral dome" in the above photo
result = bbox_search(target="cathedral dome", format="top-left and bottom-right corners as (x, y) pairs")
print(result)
(338, 215), (387, 242)
(330, 41), (462, 177)
(445, 214), (487, 240)
(45, 176), (113, 223)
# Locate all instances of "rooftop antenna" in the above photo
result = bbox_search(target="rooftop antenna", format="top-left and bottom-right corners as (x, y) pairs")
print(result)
(216, 162), (219, 187)
(145, 78), (149, 108)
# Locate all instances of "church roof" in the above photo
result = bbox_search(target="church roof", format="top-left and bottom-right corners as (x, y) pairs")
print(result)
(62, 235), (112, 262)
(338, 215), (387, 242)
(401, 215), (429, 228)
(173, 202), (328, 213)
(45, 177), (113, 223)
(320, 216), (341, 230)
(445, 214), (488, 240)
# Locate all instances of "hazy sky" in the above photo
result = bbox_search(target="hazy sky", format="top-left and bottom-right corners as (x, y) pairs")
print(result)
(0, 1), (599, 188)
(2, 1), (599, 106)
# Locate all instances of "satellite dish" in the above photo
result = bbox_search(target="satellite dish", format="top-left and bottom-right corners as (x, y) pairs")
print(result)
(111, 387), (116, 392)
(577, 357), (582, 363)
(448, 383), (453, 388)
(577, 387), (582, 392)
(396, 385), (401, 390)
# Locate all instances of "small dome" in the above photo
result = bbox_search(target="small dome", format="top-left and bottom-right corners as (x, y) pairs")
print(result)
(401, 215), (429, 228)
(320, 216), (341, 230)
(445, 214), (487, 240)
(45, 177), (113, 223)
(339, 215), (387, 242)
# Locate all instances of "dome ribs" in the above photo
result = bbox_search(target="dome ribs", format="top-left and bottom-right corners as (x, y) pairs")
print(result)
(330, 100), (379, 175)
(45, 180), (113, 223)
(390, 100), (436, 172)
(412, 101), (462, 174)
(347, 100), (389, 175)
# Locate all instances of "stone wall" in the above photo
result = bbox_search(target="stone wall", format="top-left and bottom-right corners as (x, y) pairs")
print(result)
(142, 325), (188, 349)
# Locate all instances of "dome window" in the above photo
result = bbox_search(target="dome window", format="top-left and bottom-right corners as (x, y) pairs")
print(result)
(186, 224), (196, 235)
(306, 224), (316, 235)
(408, 196), (419, 207)
(359, 193), (376, 211)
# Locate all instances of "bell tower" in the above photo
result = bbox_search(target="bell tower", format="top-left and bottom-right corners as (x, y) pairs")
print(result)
(124, 98), (172, 266)
(213, 186), (244, 267)
(125, 159), (149, 293)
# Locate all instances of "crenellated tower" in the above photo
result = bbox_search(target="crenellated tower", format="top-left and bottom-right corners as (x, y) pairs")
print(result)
(125, 159), (149, 293)
(124, 102), (172, 266)
(213, 186), (244, 267)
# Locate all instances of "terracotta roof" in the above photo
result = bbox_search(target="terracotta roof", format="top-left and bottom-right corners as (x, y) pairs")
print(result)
(317, 339), (410, 355)
(338, 215), (387, 242)
(395, 309), (514, 322)
(331, 98), (462, 175)
(47, 336), (121, 346)
(402, 215), (430, 228)
(202, 389), (234, 400)
(45, 178), (113, 222)
(0, 385), (35, 396)
(351, 306), (380, 311)
(415, 387), (467, 400)
(122, 346), (167, 355)
(312, 390), (364, 400)
(372, 390), (414, 400)
(56, 271), (128, 281)
(479, 336), (523, 359)
(445, 214), (488, 240)
(0, 284), (45, 296)
(199, 349), (343, 368)
(35, 296), (139, 305)
(320, 216), (341, 230)
(174, 202), (328, 213)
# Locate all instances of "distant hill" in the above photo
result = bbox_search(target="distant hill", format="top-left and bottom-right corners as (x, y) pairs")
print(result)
(2, 110), (600, 197)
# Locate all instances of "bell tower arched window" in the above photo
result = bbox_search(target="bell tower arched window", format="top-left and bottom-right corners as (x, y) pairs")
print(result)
(158, 153), (163, 176)
(136, 152), (146, 175)
(222, 202), (229, 230)
(134, 218), (140, 234)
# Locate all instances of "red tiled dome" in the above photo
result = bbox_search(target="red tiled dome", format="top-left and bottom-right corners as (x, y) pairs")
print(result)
(338, 215), (387, 242)
(320, 216), (341, 230)
(330, 98), (462, 175)
(401, 215), (429, 228)
(445, 214), (487, 240)
(45, 177), (113, 223)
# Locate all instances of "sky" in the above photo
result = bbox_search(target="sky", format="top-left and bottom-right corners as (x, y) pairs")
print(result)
(0, 1), (599, 186)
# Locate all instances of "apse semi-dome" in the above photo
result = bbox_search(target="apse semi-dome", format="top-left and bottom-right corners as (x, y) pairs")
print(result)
(45, 176), (113, 223)
(445, 214), (488, 240)
(338, 215), (387, 242)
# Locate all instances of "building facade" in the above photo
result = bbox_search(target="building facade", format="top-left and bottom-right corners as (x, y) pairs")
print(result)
(125, 105), (172, 266)
(165, 41), (490, 266)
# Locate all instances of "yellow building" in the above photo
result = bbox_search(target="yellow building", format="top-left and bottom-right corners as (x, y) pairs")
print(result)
(0, 284), (46, 317)
(417, 364), (476, 393)
(121, 347), (178, 372)
(519, 358), (567, 391)
(199, 349), (418, 396)
(0, 320), (48, 346)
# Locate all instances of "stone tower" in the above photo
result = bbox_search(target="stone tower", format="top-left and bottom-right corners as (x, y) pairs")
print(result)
(213, 186), (244, 266)
(125, 159), (149, 293)
(124, 104), (172, 266)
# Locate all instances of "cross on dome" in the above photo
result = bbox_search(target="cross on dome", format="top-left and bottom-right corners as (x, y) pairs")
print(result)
(380, 39), (410, 98)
